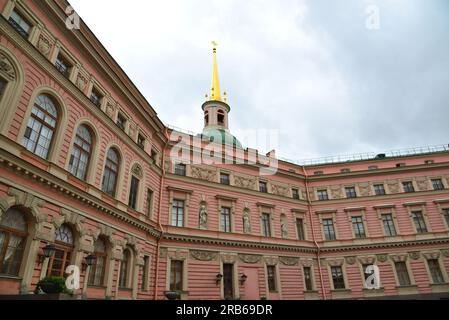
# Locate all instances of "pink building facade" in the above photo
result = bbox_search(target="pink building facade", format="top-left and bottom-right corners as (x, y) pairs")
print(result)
(0, 0), (448, 300)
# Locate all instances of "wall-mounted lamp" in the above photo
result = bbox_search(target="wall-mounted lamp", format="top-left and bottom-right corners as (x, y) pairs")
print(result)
(216, 273), (223, 285)
(38, 244), (56, 265)
(239, 273), (248, 285)
(82, 254), (97, 272)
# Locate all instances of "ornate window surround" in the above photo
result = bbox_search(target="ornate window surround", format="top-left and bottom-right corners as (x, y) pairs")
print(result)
(17, 86), (68, 164)
(257, 202), (275, 238)
(433, 198), (449, 231)
(216, 195), (237, 233)
(389, 253), (418, 295)
(344, 207), (369, 239)
(373, 204), (401, 237)
(421, 251), (449, 288)
(167, 187), (192, 228)
(263, 256), (281, 300)
(65, 119), (100, 185)
(402, 202), (431, 235)
(2, 0), (42, 45)
(165, 249), (189, 299)
(127, 162), (144, 212)
(316, 209), (338, 241)
(100, 143), (125, 200)
(292, 209), (308, 241)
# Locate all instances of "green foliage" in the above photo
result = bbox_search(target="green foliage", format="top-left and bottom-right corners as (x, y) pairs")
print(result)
(35, 276), (74, 295)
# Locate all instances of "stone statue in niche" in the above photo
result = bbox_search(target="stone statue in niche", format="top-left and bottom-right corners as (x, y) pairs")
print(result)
(243, 211), (251, 234)
(199, 203), (208, 229)
(281, 222), (288, 238)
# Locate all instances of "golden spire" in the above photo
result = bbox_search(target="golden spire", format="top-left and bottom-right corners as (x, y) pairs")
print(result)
(210, 41), (222, 102)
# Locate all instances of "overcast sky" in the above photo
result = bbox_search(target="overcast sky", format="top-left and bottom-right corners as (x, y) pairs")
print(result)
(69, 0), (449, 161)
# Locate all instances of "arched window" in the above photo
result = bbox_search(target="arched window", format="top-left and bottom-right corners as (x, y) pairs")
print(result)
(48, 224), (74, 277)
(204, 111), (209, 126)
(88, 238), (107, 286)
(119, 248), (130, 288)
(22, 94), (58, 159)
(68, 125), (93, 180)
(102, 148), (120, 197)
(217, 110), (225, 125)
(0, 208), (28, 276)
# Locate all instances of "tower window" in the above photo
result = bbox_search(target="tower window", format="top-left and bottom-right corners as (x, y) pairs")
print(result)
(217, 110), (225, 125)
(204, 112), (209, 126)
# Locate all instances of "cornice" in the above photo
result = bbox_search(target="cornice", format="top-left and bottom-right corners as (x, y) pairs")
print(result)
(0, 148), (161, 238)
(166, 186), (194, 194)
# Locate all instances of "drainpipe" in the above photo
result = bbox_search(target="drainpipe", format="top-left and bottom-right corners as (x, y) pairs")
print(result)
(153, 127), (169, 300)
(301, 165), (327, 300)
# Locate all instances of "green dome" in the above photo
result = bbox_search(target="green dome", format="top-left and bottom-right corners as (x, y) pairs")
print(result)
(202, 128), (243, 148)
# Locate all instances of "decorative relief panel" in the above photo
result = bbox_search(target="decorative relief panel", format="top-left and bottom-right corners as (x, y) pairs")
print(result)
(76, 68), (89, 92)
(357, 255), (376, 265)
(190, 250), (218, 261)
(264, 256), (279, 266)
(408, 252), (421, 260)
(389, 253), (408, 262)
(106, 102), (116, 118)
(330, 186), (342, 199)
(191, 166), (217, 182)
(271, 184), (289, 197)
(358, 183), (370, 197)
(326, 258), (345, 267)
(441, 249), (449, 258)
(376, 254), (389, 263)
(387, 180), (400, 194)
(37, 30), (54, 58)
(422, 251), (440, 260)
(221, 253), (238, 264)
(345, 256), (356, 265)
(416, 177), (429, 192)
(239, 254), (261, 264)
(300, 259), (315, 267)
(168, 250), (188, 261)
(234, 174), (256, 190)
(279, 256), (299, 266)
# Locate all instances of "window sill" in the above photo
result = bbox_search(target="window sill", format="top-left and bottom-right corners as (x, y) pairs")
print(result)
(430, 283), (449, 293)
(0, 275), (22, 281)
(395, 285), (418, 296)
(363, 287), (385, 297)
(304, 290), (320, 300)
(330, 289), (352, 300)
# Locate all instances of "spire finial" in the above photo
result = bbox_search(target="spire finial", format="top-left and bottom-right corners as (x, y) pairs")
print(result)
(210, 41), (222, 102)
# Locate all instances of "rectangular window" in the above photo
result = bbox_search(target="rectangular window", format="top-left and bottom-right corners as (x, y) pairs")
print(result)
(137, 134), (145, 150)
(171, 199), (184, 227)
(395, 262), (411, 286)
(128, 176), (139, 210)
(432, 179), (444, 191)
(261, 213), (271, 237)
(323, 218), (336, 241)
(141, 256), (149, 291)
(352, 216), (366, 239)
(259, 181), (268, 193)
(116, 113), (126, 131)
(90, 87), (103, 107)
(55, 54), (72, 78)
(412, 211), (428, 234)
(146, 189), (154, 217)
(8, 10), (30, 38)
(220, 173), (230, 185)
(331, 266), (345, 289)
(345, 187), (357, 198)
(170, 260), (183, 291)
(317, 190), (329, 201)
(381, 214), (397, 236)
(296, 218), (305, 240)
(303, 267), (313, 291)
(220, 207), (231, 233)
(402, 181), (415, 193)
(174, 163), (186, 176)
(427, 259), (444, 284)
(374, 184), (386, 196)
(443, 209), (449, 228)
(267, 266), (277, 292)
(292, 188), (300, 200)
